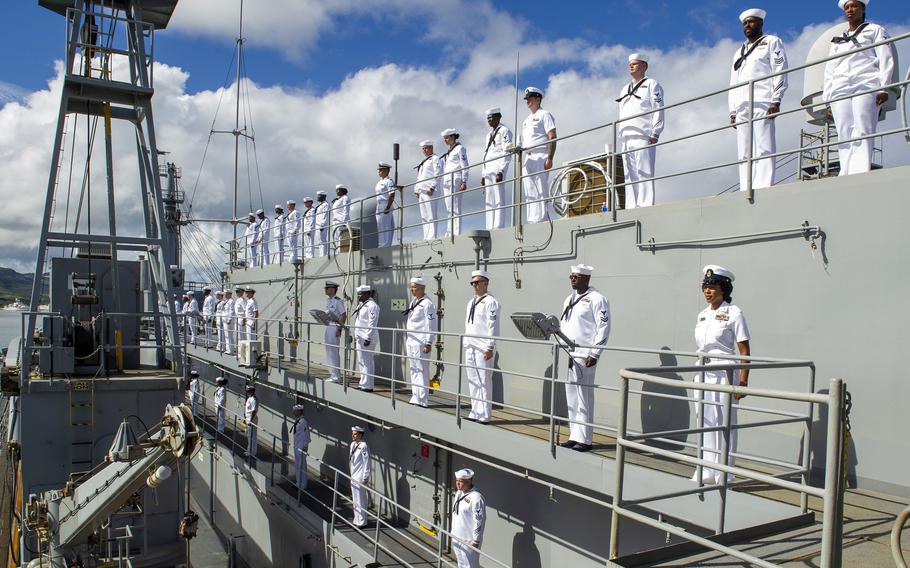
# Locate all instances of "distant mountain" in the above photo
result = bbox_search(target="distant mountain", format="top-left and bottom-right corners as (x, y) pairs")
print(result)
(0, 268), (35, 305)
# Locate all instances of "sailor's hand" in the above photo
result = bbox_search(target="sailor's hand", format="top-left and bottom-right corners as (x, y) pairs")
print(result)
(422, 344), (432, 354)
(876, 92), (889, 106)
(364, 339), (371, 347)
(585, 356), (597, 368)
(825, 107), (833, 120)
(495, 172), (503, 183)
(480, 178), (486, 187)
(335, 329), (342, 338)
(459, 183), (466, 192)
(469, 540), (480, 548)
(484, 349), (494, 361)
(544, 157), (553, 170)
(767, 103), (780, 116)
(648, 137), (658, 145)
(730, 114), (736, 126)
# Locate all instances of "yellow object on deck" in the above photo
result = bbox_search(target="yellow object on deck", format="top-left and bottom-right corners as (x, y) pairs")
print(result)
(115, 329), (123, 370)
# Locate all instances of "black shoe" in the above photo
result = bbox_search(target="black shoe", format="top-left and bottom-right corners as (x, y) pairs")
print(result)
(359, 388), (373, 392)
(572, 443), (592, 452)
(560, 440), (578, 448)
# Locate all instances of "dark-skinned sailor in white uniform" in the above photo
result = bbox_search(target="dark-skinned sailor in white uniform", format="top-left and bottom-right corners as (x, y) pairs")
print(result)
(352, 284), (380, 391)
(450, 468), (486, 568)
(480, 107), (513, 229)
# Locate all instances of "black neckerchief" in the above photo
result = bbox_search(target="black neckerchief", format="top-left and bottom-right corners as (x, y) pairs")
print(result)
(442, 142), (462, 162)
(832, 22), (869, 45)
(414, 154), (436, 170)
(403, 296), (425, 316)
(733, 36), (766, 71)
(561, 290), (590, 321)
(468, 295), (487, 324)
(452, 488), (475, 513)
(483, 125), (502, 158)
(351, 299), (370, 319)
(292, 417), (301, 433)
(350, 441), (361, 456)
(615, 77), (648, 103)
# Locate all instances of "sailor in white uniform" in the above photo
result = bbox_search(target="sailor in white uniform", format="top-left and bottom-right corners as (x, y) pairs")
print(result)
(440, 129), (469, 237)
(481, 108), (513, 229)
(184, 292), (199, 346)
(213, 376), (227, 433)
(284, 200), (301, 263)
(201, 286), (216, 348)
(301, 197), (315, 259)
(463, 270), (500, 423)
(729, 9), (789, 191)
(291, 404), (311, 490)
(272, 204), (286, 265)
(187, 370), (201, 415)
(349, 425), (372, 528)
(404, 276), (437, 407)
(352, 284), (380, 391)
(173, 294), (181, 318)
(213, 289), (225, 351)
(244, 385), (258, 458)
(692, 265), (751, 485)
(374, 162), (397, 248)
(520, 87), (557, 224)
(314, 191), (329, 256)
(823, 0), (894, 176)
(415, 141), (441, 240)
(255, 209), (271, 266)
(232, 285), (246, 350)
(450, 468), (486, 568)
(617, 54), (665, 208)
(220, 289), (235, 354)
(558, 264), (611, 451)
(244, 287), (259, 343)
(331, 185), (351, 251)
(244, 213), (258, 268)
(324, 280), (347, 382)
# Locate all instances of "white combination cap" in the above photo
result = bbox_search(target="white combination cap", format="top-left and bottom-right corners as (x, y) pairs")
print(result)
(189, 370), (200, 376)
(303, 196), (313, 202)
(440, 128), (458, 137)
(216, 376), (227, 383)
(838, 0), (867, 8)
(628, 53), (649, 63)
(470, 270), (491, 280)
(409, 276), (428, 286)
(377, 161), (392, 169)
(351, 425), (366, 433)
(274, 203), (283, 210)
(335, 183), (347, 190)
(356, 284), (372, 293)
(286, 199), (296, 205)
(419, 139), (433, 147)
(203, 285), (212, 291)
(316, 190), (327, 197)
(455, 468), (475, 480)
(325, 280), (339, 287)
(739, 8), (766, 22)
(703, 265), (735, 282)
(485, 107), (501, 116)
(255, 208), (264, 215)
(523, 86), (544, 98)
(292, 404), (305, 411)
(570, 264), (594, 276)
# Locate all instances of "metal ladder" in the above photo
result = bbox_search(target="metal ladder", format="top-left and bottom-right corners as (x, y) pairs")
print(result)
(68, 379), (96, 478)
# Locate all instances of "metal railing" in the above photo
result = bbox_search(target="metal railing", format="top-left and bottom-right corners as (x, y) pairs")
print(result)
(224, 31), (910, 262)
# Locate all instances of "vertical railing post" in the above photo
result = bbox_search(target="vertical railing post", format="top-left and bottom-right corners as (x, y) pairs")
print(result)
(390, 329), (397, 408)
(306, 322), (311, 379)
(372, 501), (382, 560)
(455, 335), (464, 425)
(820, 378), (845, 568)
(231, 414), (237, 456)
(297, 448), (302, 503)
(716, 368), (734, 535)
(694, 355), (706, 485)
(609, 375), (630, 559)
(515, 148), (524, 237)
(800, 365), (816, 514)
(270, 434), (277, 486)
(746, 80), (755, 202)
(330, 469), (340, 536)
(611, 122), (618, 222)
(548, 343), (559, 456)
(449, 171), (455, 243)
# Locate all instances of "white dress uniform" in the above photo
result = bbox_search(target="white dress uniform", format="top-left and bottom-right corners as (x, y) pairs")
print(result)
(272, 211), (286, 264)
(244, 394), (258, 457)
(257, 215), (271, 266)
(823, 21), (894, 176)
(302, 204), (316, 259)
(617, 75), (665, 208)
(374, 177), (396, 248)
(559, 286), (611, 446)
(331, 193), (351, 250)
(202, 292), (216, 347)
(214, 384), (226, 432)
(245, 220), (259, 267)
(352, 297), (380, 389)
(481, 120), (513, 230)
(349, 437), (372, 527)
(214, 296), (225, 351)
(405, 293), (437, 407)
(324, 294), (346, 382)
(451, 485), (486, 568)
(693, 301), (750, 484)
(415, 152), (441, 240)
(233, 295), (246, 348)
(187, 376), (201, 415)
(441, 140), (469, 237)
(728, 33), (789, 190)
(185, 295), (199, 345)
(173, 298), (182, 316)
(314, 199), (329, 256)
(244, 296), (259, 343)
(285, 206), (301, 263)
(292, 413), (311, 489)
(463, 292), (500, 422)
(220, 295), (235, 355)
(520, 108), (556, 223)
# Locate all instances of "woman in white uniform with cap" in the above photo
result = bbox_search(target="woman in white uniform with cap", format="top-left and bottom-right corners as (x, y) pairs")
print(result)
(323, 280), (346, 382)
(349, 425), (372, 527)
(823, 0), (894, 176)
(352, 285), (380, 391)
(463, 270), (500, 423)
(291, 404), (311, 490)
(415, 141), (441, 240)
(440, 129), (469, 237)
(692, 265), (751, 484)
(450, 468), (486, 568)
(404, 276), (437, 407)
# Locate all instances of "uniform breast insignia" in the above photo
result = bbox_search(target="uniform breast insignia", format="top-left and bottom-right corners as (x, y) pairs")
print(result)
(464, 497), (471, 504)
(715, 313), (729, 321)
(698, 317), (706, 322)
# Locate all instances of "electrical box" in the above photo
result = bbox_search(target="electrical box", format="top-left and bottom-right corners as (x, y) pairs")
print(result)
(391, 299), (407, 311)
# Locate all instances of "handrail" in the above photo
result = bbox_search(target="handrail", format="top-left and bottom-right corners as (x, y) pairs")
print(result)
(893, 505), (910, 568)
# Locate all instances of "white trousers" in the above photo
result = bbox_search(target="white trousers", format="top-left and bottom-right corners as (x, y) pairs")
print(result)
(259, 241), (271, 266)
(830, 93), (878, 176)
(214, 317), (223, 350)
(522, 154), (549, 223)
(246, 415), (258, 457)
(215, 407), (225, 433)
(244, 322), (255, 343)
(566, 356), (597, 445)
(406, 338), (430, 406)
(204, 317), (214, 347)
(272, 242), (284, 265)
(315, 228), (328, 256)
(692, 369), (738, 484)
(303, 232), (314, 259)
(295, 446), (308, 490)
(464, 345), (493, 422)
(417, 192), (438, 240)
(248, 245), (258, 267)
(375, 211), (394, 248)
(232, 320), (242, 350)
(325, 325), (341, 381)
(186, 316), (197, 345)
(482, 171), (507, 230)
(190, 397), (198, 415)
(453, 541), (480, 568)
(620, 137), (656, 208)
(221, 319), (234, 355)
(734, 102), (776, 190)
(351, 480), (369, 526)
(443, 183), (463, 237)
(285, 234), (299, 262)
(356, 337), (376, 389)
